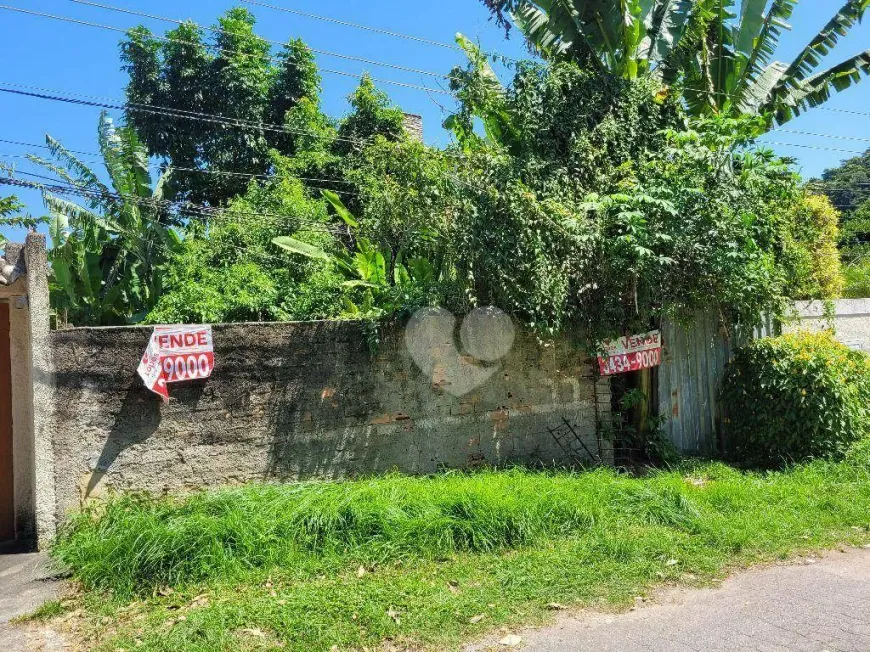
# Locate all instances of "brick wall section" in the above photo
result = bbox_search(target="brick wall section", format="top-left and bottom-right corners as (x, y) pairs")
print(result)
(48, 321), (610, 524)
(402, 113), (424, 142)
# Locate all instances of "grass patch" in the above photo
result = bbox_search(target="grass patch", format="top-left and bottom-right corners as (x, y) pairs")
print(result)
(15, 599), (67, 623)
(49, 455), (870, 651)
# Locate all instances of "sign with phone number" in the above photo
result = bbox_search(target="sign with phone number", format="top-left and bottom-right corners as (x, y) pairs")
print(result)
(597, 330), (662, 376)
(138, 325), (214, 401)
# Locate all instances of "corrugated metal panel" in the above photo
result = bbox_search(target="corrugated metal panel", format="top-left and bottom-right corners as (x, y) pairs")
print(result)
(658, 313), (733, 455)
(657, 311), (785, 455)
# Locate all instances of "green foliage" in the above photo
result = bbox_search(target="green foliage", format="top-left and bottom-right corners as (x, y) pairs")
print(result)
(273, 186), (453, 320)
(446, 59), (807, 341)
(722, 331), (870, 468)
(344, 137), (461, 268)
(0, 163), (32, 245)
(0, 195), (22, 220)
(843, 252), (870, 298)
(121, 8), (328, 204)
(814, 149), (870, 297)
(49, 462), (870, 652)
(784, 194), (844, 299)
(0, 183), (28, 246)
(333, 75), (407, 157)
(479, 0), (870, 128)
(148, 165), (345, 324)
(816, 148), (870, 246)
(31, 113), (180, 326)
(111, 8), (833, 334)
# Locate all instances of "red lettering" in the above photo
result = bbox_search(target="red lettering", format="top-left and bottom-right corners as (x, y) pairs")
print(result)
(184, 333), (196, 346)
(158, 335), (169, 348)
(169, 334), (183, 348)
(197, 332), (208, 346)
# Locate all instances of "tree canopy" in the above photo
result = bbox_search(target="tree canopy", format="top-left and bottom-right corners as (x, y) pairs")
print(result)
(479, 0), (870, 128)
(28, 112), (180, 326)
(21, 5), (845, 331)
(815, 149), (870, 297)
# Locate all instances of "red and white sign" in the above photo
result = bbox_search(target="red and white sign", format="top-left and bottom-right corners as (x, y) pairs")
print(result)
(598, 330), (662, 376)
(138, 325), (214, 401)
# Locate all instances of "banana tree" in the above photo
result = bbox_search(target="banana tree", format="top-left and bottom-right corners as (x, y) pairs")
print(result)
(30, 111), (180, 325)
(482, 0), (695, 76)
(273, 190), (437, 316)
(481, 0), (870, 127)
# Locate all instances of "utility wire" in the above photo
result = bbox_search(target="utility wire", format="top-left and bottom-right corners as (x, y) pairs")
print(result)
(0, 140), (356, 188)
(773, 129), (870, 144)
(5, 83), (866, 165)
(819, 106), (870, 118)
(3, 174), (335, 268)
(0, 83), (368, 146)
(69, 0), (450, 81)
(755, 141), (866, 155)
(2, 173), (349, 271)
(240, 0), (462, 52)
(0, 80), (474, 160)
(0, 4), (455, 96)
(1, 172), (350, 232)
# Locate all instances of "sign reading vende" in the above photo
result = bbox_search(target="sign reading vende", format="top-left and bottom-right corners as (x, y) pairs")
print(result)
(597, 330), (662, 377)
(138, 325), (214, 401)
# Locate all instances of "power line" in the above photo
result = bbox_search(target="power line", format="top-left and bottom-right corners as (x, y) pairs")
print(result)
(2, 174), (333, 268)
(1, 172), (349, 233)
(773, 129), (870, 144)
(755, 140), (866, 155)
(0, 139), (356, 188)
(0, 81), (470, 160)
(0, 4), (455, 96)
(69, 0), (450, 81)
(0, 137), (94, 158)
(240, 0), (462, 52)
(0, 83), (369, 146)
(808, 186), (870, 194)
(819, 106), (870, 118)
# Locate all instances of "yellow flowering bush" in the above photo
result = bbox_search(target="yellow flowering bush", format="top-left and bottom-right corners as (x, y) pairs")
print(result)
(722, 331), (870, 467)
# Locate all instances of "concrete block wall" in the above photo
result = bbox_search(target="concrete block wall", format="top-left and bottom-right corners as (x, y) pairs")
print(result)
(787, 300), (870, 353)
(47, 320), (610, 530)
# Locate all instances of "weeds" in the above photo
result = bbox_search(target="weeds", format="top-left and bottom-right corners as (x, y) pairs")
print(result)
(48, 455), (870, 650)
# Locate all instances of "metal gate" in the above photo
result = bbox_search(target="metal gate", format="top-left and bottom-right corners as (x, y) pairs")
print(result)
(658, 312), (776, 456)
(0, 302), (13, 541)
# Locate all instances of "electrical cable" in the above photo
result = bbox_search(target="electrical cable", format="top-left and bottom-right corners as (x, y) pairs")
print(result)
(0, 141), (356, 188)
(0, 83), (369, 146)
(0, 5), (455, 96)
(239, 0), (462, 52)
(755, 140), (866, 155)
(2, 171), (354, 230)
(773, 129), (870, 144)
(69, 0), (451, 81)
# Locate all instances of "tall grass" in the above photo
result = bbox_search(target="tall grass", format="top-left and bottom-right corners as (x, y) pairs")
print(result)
(53, 454), (870, 599)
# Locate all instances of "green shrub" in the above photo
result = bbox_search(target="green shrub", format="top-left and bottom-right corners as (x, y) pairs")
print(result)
(722, 331), (870, 467)
(842, 253), (870, 299)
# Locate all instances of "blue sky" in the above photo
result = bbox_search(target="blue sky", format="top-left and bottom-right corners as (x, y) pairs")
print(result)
(1, 0), (869, 240)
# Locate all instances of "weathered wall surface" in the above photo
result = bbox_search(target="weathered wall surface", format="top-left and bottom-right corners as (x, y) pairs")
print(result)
(786, 299), (870, 353)
(659, 312), (775, 456)
(0, 234), (52, 543)
(48, 321), (609, 526)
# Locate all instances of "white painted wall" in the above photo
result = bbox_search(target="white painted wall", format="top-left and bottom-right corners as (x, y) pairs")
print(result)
(787, 300), (870, 353)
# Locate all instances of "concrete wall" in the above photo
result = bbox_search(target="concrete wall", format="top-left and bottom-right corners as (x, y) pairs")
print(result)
(0, 234), (51, 544)
(47, 320), (610, 530)
(787, 300), (870, 352)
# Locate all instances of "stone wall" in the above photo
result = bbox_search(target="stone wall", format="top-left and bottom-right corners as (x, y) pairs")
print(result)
(48, 320), (610, 527)
(402, 113), (424, 142)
